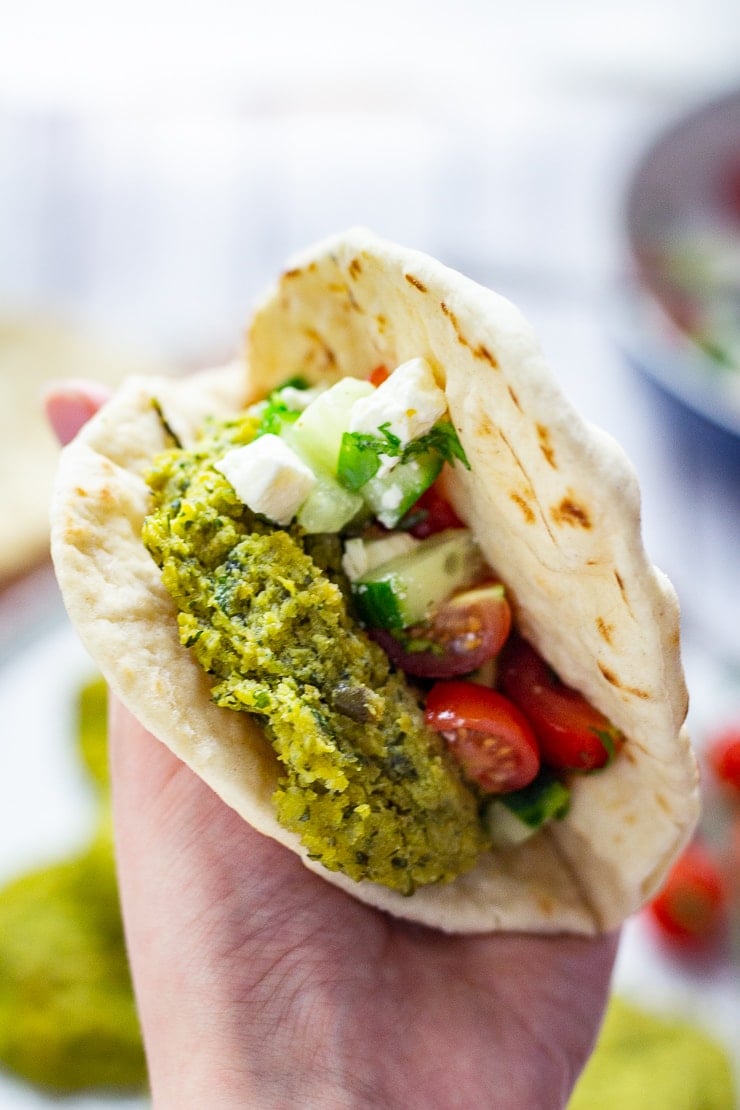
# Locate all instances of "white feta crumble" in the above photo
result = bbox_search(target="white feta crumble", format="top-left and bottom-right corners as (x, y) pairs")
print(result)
(375, 453), (398, 480)
(379, 484), (404, 511)
(348, 357), (448, 452)
(214, 434), (316, 525)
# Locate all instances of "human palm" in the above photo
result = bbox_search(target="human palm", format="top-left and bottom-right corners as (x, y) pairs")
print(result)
(111, 702), (617, 1109)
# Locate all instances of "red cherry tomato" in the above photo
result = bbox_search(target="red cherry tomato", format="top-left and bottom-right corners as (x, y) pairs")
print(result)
(425, 681), (540, 793)
(499, 635), (623, 772)
(371, 584), (512, 678)
(368, 364), (390, 387)
(647, 841), (727, 948)
(706, 726), (740, 798)
(719, 156), (740, 222)
(405, 482), (465, 538)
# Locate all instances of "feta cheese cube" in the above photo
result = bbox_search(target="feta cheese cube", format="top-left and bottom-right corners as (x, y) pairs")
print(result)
(348, 357), (447, 449)
(215, 434), (316, 525)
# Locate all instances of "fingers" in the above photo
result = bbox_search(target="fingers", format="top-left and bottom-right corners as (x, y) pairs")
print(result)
(43, 379), (112, 445)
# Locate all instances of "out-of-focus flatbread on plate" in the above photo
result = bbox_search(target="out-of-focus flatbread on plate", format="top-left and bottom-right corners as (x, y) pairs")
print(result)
(0, 315), (170, 583)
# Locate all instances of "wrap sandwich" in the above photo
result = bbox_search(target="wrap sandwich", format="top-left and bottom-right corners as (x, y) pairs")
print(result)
(50, 229), (699, 934)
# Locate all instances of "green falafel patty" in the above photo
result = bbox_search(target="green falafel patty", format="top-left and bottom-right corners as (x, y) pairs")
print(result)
(142, 415), (487, 893)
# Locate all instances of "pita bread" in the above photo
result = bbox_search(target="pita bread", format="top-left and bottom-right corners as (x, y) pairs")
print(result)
(51, 230), (699, 933)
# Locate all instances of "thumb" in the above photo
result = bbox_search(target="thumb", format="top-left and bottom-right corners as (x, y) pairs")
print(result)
(43, 380), (111, 445)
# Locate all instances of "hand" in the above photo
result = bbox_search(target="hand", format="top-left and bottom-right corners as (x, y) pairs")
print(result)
(47, 383), (618, 1109)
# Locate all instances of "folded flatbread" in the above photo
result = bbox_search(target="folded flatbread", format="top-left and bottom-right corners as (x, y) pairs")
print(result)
(51, 229), (699, 933)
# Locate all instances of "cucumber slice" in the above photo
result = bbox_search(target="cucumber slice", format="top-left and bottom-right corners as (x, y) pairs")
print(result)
(485, 802), (539, 850)
(485, 770), (571, 848)
(296, 471), (364, 534)
(361, 451), (443, 528)
(342, 533), (420, 581)
(352, 528), (484, 629)
(501, 769), (571, 827)
(288, 378), (374, 476)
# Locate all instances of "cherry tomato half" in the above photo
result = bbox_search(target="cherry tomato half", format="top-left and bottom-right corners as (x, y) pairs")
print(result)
(371, 583), (512, 679)
(368, 364), (390, 387)
(647, 841), (727, 948)
(499, 635), (623, 772)
(405, 482), (465, 539)
(425, 681), (540, 794)
(706, 726), (740, 798)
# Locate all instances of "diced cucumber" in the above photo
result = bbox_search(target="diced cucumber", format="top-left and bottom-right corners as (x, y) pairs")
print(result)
(502, 770), (571, 826)
(288, 377), (374, 476)
(352, 528), (485, 629)
(485, 803), (539, 850)
(485, 770), (571, 848)
(342, 533), (421, 581)
(296, 470), (365, 534)
(361, 451), (443, 528)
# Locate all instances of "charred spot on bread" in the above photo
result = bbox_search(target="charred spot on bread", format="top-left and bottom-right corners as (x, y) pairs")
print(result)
(536, 424), (556, 467)
(510, 490), (537, 524)
(474, 343), (498, 368)
(405, 273), (427, 293)
(551, 496), (592, 529)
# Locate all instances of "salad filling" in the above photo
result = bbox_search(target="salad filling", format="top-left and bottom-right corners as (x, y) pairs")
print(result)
(142, 359), (622, 893)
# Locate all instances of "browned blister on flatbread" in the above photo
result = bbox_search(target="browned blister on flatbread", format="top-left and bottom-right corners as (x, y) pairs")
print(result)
(50, 230), (700, 933)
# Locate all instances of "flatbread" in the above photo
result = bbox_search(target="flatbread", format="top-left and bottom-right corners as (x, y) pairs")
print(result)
(50, 230), (700, 933)
(0, 315), (168, 582)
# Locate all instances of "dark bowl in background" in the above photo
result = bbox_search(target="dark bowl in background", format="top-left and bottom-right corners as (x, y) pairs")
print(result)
(617, 89), (740, 663)
(621, 87), (740, 441)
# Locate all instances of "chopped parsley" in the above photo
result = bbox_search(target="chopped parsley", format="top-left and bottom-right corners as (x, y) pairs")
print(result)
(337, 420), (470, 492)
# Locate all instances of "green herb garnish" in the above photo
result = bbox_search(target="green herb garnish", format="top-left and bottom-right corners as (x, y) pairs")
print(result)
(403, 421), (470, 469)
(256, 379), (310, 437)
(337, 419), (470, 492)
